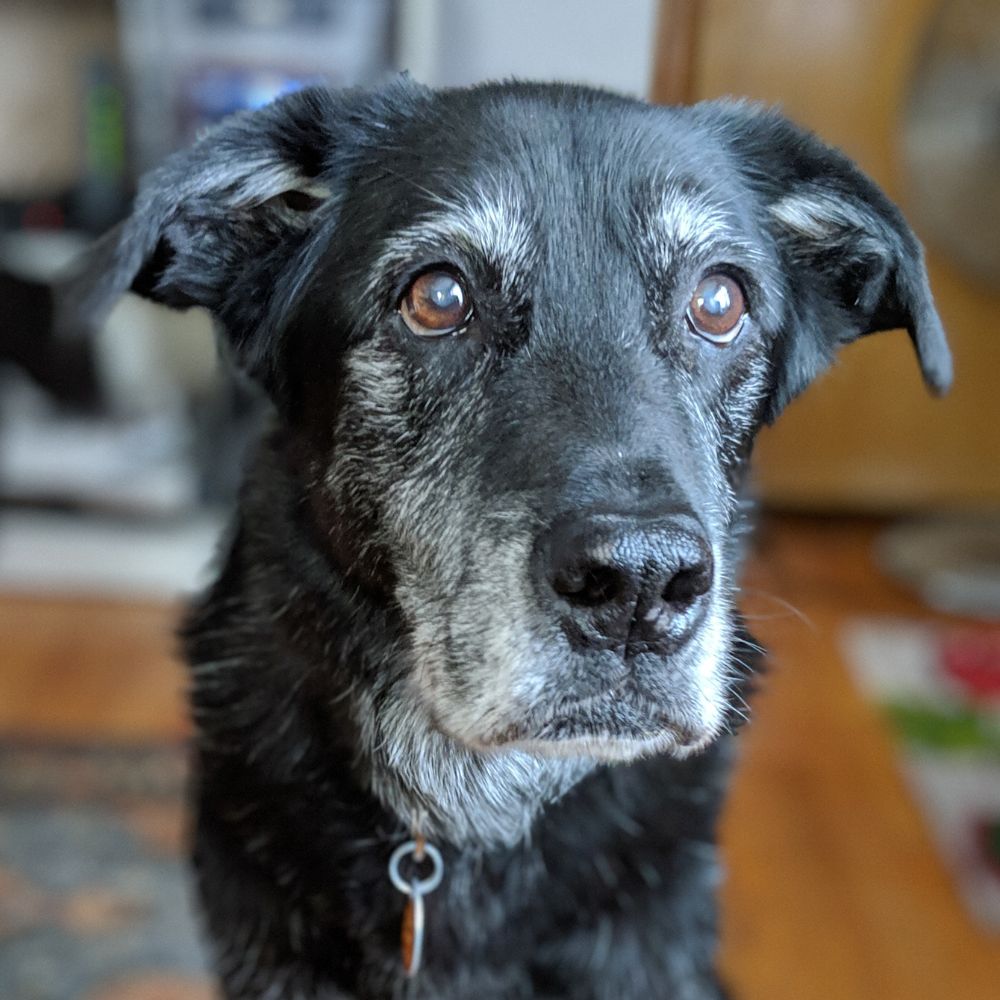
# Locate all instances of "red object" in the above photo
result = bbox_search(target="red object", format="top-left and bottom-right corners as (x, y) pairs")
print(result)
(21, 201), (65, 230)
(975, 818), (1000, 882)
(941, 630), (1000, 699)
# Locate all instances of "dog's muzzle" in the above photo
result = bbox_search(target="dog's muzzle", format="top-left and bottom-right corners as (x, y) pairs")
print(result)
(535, 510), (713, 657)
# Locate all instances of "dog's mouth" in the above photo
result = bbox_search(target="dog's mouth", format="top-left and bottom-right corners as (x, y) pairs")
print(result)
(473, 678), (721, 762)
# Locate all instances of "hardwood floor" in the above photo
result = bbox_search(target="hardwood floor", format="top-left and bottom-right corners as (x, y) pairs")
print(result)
(722, 516), (1000, 1000)
(0, 593), (187, 742)
(2, 514), (998, 998)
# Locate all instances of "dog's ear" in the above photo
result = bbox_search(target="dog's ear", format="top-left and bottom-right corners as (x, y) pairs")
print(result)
(69, 83), (409, 397)
(700, 102), (951, 420)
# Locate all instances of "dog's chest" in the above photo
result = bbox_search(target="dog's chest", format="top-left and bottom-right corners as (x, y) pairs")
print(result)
(194, 722), (732, 998)
(357, 758), (727, 985)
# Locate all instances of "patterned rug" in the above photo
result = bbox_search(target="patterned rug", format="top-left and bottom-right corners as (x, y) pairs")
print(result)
(0, 741), (213, 1000)
(843, 620), (1000, 930)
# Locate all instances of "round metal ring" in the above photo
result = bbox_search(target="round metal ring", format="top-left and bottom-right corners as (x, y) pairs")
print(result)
(388, 840), (444, 896)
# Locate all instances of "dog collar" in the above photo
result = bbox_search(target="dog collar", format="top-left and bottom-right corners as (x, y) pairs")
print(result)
(388, 834), (444, 977)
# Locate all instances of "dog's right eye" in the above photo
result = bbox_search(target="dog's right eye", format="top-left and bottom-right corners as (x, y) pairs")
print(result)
(399, 269), (472, 337)
(686, 273), (746, 346)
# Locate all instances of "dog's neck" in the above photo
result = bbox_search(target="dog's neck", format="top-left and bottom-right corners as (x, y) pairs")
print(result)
(350, 679), (595, 848)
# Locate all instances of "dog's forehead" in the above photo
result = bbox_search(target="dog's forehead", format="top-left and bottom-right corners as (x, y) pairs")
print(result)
(356, 87), (755, 276)
(414, 84), (730, 183)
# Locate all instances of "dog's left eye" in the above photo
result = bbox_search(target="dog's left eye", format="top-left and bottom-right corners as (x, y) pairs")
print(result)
(399, 269), (472, 337)
(686, 273), (746, 345)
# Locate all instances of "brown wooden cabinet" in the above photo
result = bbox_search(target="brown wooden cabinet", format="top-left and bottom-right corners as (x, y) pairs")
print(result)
(656, 0), (1000, 511)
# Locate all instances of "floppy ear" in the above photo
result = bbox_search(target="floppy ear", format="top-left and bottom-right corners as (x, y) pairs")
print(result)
(700, 102), (951, 420)
(68, 83), (400, 399)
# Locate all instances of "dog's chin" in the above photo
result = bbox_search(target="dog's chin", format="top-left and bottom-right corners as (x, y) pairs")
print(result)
(465, 694), (723, 763)
(501, 728), (716, 763)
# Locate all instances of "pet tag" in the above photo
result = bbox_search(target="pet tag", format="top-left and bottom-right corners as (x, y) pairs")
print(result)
(389, 838), (444, 977)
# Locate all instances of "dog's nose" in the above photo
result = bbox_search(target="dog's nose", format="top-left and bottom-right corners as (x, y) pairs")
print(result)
(538, 512), (713, 651)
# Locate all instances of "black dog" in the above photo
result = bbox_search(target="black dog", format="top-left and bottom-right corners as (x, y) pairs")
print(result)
(79, 79), (950, 998)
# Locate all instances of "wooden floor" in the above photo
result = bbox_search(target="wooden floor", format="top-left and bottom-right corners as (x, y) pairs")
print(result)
(2, 514), (998, 999)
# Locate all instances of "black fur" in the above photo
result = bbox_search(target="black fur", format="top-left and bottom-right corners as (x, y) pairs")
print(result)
(76, 79), (949, 999)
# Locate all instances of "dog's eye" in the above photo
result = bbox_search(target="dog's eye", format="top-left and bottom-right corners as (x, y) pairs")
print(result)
(399, 269), (472, 337)
(686, 274), (746, 345)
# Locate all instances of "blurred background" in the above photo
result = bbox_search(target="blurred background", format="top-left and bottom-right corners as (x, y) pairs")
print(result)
(0, 1), (997, 998)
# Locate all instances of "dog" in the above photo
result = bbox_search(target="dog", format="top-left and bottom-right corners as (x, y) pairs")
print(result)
(76, 78), (950, 999)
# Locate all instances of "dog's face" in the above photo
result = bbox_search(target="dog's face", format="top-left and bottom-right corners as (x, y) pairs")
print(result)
(85, 81), (949, 764)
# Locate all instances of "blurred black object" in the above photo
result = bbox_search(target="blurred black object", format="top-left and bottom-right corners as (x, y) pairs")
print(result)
(0, 270), (100, 410)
